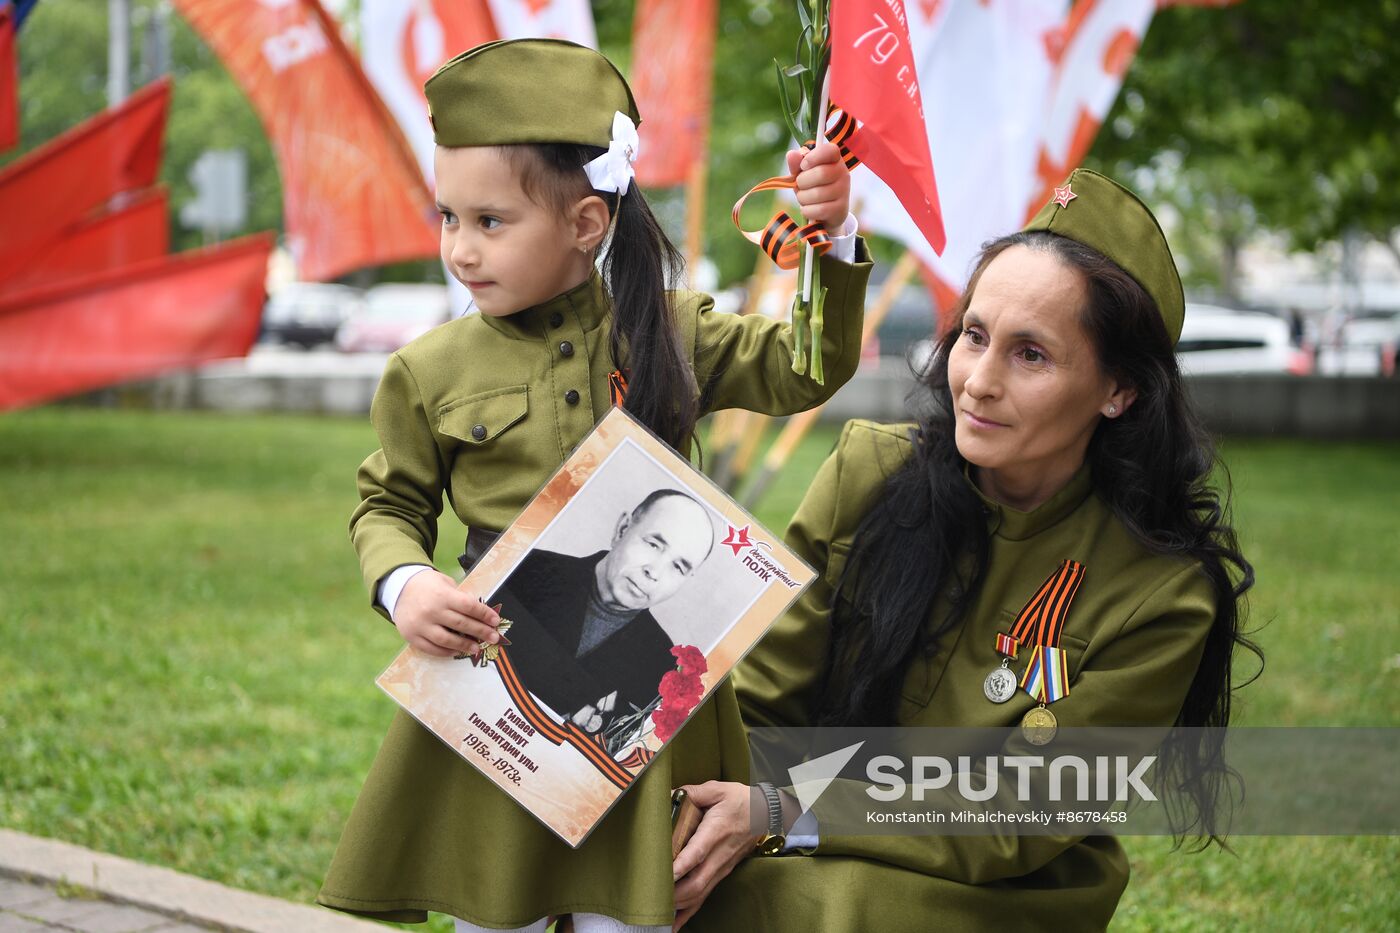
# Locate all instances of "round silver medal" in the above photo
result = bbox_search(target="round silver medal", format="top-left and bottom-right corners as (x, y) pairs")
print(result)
(983, 666), (1017, 704)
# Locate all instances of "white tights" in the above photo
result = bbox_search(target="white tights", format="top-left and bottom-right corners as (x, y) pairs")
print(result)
(453, 916), (669, 933)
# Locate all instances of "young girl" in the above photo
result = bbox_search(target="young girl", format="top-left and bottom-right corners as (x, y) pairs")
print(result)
(317, 39), (871, 933)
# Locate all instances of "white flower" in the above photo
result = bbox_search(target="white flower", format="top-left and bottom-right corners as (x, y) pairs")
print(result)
(583, 111), (641, 195)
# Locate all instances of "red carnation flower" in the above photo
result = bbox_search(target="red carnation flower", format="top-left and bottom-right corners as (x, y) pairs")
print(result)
(650, 644), (708, 743)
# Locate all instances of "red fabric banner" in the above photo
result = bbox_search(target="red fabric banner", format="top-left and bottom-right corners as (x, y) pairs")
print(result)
(0, 4), (17, 153)
(0, 78), (168, 281)
(831, 0), (946, 255)
(0, 233), (274, 411)
(170, 0), (438, 281)
(629, 0), (718, 188)
(0, 188), (170, 297)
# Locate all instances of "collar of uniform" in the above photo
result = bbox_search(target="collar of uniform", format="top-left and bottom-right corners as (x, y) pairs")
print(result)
(478, 272), (608, 340)
(965, 461), (1093, 541)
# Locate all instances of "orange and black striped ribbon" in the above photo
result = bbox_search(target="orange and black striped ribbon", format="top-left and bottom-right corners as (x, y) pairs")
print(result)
(1006, 559), (1087, 650)
(618, 744), (656, 770)
(494, 649), (635, 790)
(807, 108), (862, 170)
(731, 106), (862, 271)
(495, 650), (568, 746)
(607, 369), (629, 407)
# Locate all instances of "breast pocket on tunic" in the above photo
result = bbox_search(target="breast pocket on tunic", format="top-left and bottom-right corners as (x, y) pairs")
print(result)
(437, 385), (530, 515)
(986, 608), (1091, 687)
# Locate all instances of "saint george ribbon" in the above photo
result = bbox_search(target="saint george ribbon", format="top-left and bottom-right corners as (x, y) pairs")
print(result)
(1000, 558), (1086, 705)
(493, 648), (636, 790)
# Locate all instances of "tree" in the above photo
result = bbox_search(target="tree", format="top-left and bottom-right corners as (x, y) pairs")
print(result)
(1089, 0), (1400, 299)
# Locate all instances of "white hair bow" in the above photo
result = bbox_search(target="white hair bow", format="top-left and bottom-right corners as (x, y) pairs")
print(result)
(583, 111), (641, 195)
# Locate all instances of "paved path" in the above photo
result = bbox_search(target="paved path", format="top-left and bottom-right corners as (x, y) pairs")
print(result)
(0, 875), (213, 932)
(0, 831), (381, 933)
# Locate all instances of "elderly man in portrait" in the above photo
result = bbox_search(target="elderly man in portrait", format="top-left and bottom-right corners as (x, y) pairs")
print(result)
(490, 488), (716, 736)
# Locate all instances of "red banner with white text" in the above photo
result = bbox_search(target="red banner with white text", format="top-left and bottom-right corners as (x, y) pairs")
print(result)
(630, 0), (718, 188)
(170, 0), (438, 281)
(0, 79), (168, 282)
(360, 0), (497, 184)
(831, 0), (946, 255)
(0, 234), (274, 411)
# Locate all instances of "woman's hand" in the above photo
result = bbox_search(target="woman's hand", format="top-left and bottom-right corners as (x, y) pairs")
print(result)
(787, 141), (851, 233)
(393, 570), (501, 657)
(672, 781), (757, 930)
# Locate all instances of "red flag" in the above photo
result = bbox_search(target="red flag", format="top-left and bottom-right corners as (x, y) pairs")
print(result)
(170, 0), (438, 281)
(0, 3), (17, 152)
(0, 233), (273, 411)
(0, 79), (168, 281)
(0, 188), (169, 297)
(630, 0), (718, 188)
(831, 0), (946, 255)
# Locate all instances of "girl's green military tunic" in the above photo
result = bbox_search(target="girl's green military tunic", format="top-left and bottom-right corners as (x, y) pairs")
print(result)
(688, 419), (1217, 933)
(318, 247), (871, 927)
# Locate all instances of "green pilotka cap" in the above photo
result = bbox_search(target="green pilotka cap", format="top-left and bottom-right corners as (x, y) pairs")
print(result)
(1024, 168), (1186, 344)
(424, 39), (641, 149)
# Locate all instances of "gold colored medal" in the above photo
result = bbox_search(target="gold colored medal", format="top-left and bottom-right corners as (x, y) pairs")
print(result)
(1020, 704), (1057, 746)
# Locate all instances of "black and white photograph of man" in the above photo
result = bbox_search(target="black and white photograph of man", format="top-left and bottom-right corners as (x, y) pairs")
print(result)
(487, 440), (763, 740)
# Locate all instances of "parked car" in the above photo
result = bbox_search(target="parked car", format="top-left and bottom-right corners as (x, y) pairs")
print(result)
(1325, 311), (1400, 377)
(260, 282), (364, 348)
(335, 283), (452, 353)
(1176, 304), (1312, 376)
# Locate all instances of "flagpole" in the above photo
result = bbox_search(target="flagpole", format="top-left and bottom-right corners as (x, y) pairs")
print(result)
(108, 0), (131, 108)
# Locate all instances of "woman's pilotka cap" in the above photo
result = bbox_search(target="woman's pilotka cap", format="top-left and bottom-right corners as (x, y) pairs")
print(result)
(424, 39), (641, 149)
(1024, 168), (1186, 344)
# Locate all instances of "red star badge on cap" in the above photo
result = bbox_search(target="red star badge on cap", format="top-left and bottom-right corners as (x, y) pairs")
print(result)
(721, 524), (753, 556)
(1052, 183), (1077, 208)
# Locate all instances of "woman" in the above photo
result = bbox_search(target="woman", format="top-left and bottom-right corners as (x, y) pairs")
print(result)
(670, 170), (1259, 932)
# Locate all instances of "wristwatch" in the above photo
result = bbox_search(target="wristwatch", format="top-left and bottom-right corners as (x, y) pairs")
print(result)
(752, 781), (786, 856)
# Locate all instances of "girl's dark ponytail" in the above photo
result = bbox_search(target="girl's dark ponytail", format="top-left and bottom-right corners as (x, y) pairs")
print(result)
(504, 143), (699, 451)
(600, 186), (697, 451)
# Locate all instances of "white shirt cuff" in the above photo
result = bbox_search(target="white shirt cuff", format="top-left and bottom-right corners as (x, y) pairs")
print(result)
(379, 564), (435, 621)
(783, 808), (819, 852)
(825, 213), (860, 264)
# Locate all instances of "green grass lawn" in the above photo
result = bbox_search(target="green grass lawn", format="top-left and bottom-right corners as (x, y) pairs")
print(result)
(2, 409), (1397, 931)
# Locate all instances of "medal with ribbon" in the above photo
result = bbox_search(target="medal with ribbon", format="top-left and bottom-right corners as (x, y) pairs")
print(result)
(985, 559), (1086, 746)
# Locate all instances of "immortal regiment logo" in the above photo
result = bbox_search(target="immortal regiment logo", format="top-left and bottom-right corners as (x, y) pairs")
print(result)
(748, 727), (1400, 837)
(722, 523), (801, 588)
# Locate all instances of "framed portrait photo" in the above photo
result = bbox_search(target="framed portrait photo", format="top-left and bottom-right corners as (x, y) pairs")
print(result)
(377, 407), (816, 847)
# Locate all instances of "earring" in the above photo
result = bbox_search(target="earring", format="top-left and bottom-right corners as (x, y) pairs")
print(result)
(578, 243), (592, 254)
(1106, 404), (1118, 417)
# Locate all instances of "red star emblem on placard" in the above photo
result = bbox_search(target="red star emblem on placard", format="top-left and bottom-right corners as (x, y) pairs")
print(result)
(1052, 184), (1077, 208)
(721, 524), (753, 556)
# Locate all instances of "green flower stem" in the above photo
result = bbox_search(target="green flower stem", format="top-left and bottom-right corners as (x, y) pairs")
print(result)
(790, 288), (810, 375)
(809, 284), (828, 385)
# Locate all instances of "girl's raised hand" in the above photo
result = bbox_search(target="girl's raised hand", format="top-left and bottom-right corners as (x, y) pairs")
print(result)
(393, 570), (502, 657)
(786, 141), (851, 233)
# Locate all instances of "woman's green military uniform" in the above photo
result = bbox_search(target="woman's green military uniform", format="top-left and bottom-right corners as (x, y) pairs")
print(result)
(318, 250), (871, 927)
(688, 419), (1216, 933)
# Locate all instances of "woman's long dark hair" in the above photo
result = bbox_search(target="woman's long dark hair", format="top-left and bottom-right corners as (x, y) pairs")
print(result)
(816, 230), (1261, 847)
(501, 144), (697, 451)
